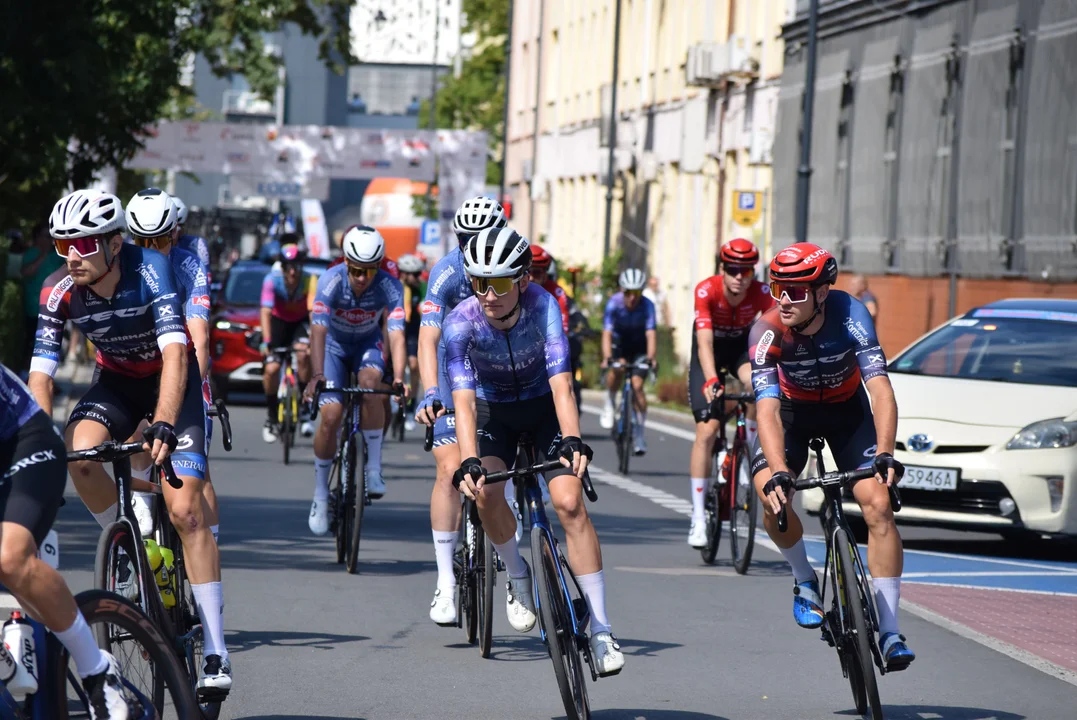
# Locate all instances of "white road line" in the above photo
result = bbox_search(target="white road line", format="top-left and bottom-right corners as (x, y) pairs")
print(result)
(900, 581), (1077, 597)
(901, 600), (1077, 688)
(900, 571), (1077, 579)
(582, 403), (697, 442)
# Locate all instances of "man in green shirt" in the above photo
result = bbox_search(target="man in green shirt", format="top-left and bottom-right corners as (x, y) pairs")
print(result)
(20, 222), (65, 370)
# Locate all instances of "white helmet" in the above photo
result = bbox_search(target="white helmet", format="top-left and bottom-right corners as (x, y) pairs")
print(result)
(463, 227), (531, 278)
(50, 190), (126, 239)
(126, 188), (178, 238)
(452, 196), (507, 239)
(342, 225), (385, 264)
(619, 268), (646, 291)
(397, 253), (424, 273)
(172, 195), (189, 224)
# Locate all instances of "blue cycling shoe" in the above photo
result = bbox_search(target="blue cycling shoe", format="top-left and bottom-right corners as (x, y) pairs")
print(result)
(880, 632), (915, 671)
(792, 577), (825, 628)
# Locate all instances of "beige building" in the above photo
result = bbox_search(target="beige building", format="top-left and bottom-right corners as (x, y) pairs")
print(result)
(505, 0), (791, 363)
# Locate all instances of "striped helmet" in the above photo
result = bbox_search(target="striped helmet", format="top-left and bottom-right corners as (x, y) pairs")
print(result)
(452, 196), (508, 241)
(463, 227), (531, 278)
(619, 268), (646, 291)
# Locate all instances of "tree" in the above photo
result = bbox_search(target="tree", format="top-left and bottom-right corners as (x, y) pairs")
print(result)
(0, 0), (355, 228)
(419, 0), (509, 186)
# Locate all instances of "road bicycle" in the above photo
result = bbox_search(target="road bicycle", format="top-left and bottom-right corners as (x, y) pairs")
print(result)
(67, 441), (209, 717)
(700, 390), (758, 574)
(312, 379), (402, 574)
(606, 359), (653, 475)
(775, 438), (902, 720)
(270, 346), (301, 465)
(389, 367), (411, 443)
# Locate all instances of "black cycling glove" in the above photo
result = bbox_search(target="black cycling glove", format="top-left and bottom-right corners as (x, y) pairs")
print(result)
(556, 436), (594, 464)
(762, 470), (795, 498)
(142, 421), (178, 454)
(872, 452), (905, 482)
(452, 456), (485, 489)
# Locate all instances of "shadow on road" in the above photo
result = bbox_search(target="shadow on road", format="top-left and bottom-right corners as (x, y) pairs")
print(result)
(837, 706), (1025, 719)
(569, 710), (730, 720)
(226, 627), (368, 653)
(452, 634), (549, 662)
(615, 635), (682, 658)
(236, 716), (364, 719)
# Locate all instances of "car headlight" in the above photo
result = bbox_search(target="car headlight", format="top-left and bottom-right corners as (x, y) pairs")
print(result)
(1006, 419), (1077, 450)
(215, 320), (250, 332)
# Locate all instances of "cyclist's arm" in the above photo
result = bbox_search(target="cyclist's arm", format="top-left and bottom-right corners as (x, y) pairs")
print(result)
(695, 328), (718, 381)
(453, 389), (480, 460)
(418, 325), (441, 392)
(260, 274), (275, 346)
(28, 270), (70, 414)
(550, 373), (581, 438)
(645, 329), (657, 363)
(756, 397), (790, 474)
(260, 307), (273, 347)
(445, 315), (478, 456)
(188, 318), (211, 380)
(28, 373), (54, 417)
(601, 330), (613, 363)
(865, 375), (898, 455)
(385, 278), (408, 382)
(154, 343), (187, 429)
(544, 293), (579, 436)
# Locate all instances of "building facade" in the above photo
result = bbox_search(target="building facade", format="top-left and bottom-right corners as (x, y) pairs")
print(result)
(505, 0), (791, 363)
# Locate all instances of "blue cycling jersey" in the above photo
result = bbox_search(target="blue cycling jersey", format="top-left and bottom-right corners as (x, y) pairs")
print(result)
(177, 235), (211, 279)
(603, 291), (656, 344)
(0, 364), (41, 443)
(311, 264), (405, 354)
(32, 244), (188, 379)
(444, 284), (572, 403)
(421, 248), (475, 410)
(170, 248), (210, 324)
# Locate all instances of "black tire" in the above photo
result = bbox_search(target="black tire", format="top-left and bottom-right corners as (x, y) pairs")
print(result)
(464, 513), (479, 645)
(479, 531), (495, 658)
(700, 481), (721, 565)
(729, 441), (757, 575)
(835, 528), (883, 718)
(51, 590), (197, 719)
(332, 453), (346, 565)
(281, 411), (292, 465)
(94, 520), (165, 709)
(346, 436), (364, 574)
(532, 526), (590, 720)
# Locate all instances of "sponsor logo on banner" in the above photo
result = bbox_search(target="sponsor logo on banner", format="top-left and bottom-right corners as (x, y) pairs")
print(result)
(227, 152), (250, 163)
(361, 160), (392, 168)
(754, 329), (775, 365)
(183, 123), (201, 142)
(421, 301), (442, 315)
(366, 133), (384, 144)
(180, 153), (205, 162)
(47, 276), (74, 312)
(220, 127), (257, 141)
(389, 307), (405, 321)
(312, 301), (329, 315)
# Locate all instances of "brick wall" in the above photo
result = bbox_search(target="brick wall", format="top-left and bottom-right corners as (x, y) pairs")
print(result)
(833, 276), (1077, 358)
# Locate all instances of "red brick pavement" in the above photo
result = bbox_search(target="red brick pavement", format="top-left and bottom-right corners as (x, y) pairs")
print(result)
(903, 583), (1077, 675)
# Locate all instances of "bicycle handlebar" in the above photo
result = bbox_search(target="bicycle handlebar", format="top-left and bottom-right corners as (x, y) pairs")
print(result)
(775, 467), (901, 532)
(66, 441), (183, 489)
(309, 381), (404, 420)
(422, 403), (455, 452)
(483, 460), (599, 503)
(206, 398), (233, 452)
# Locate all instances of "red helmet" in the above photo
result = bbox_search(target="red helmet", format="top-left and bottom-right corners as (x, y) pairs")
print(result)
(530, 244), (553, 270)
(769, 243), (838, 285)
(720, 238), (760, 265)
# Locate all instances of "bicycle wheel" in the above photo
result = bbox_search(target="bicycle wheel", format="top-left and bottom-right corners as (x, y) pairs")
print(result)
(281, 403), (293, 465)
(479, 530), (495, 658)
(346, 436), (365, 574)
(531, 526), (590, 720)
(51, 590), (197, 719)
(729, 441), (757, 574)
(331, 451), (346, 565)
(94, 520), (165, 709)
(463, 509), (479, 644)
(170, 545), (222, 719)
(700, 480), (721, 564)
(835, 528), (883, 718)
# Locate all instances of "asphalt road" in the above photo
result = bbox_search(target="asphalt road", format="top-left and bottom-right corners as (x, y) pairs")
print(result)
(54, 399), (1077, 720)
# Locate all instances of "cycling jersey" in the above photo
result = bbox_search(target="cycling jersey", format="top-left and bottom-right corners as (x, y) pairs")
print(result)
(32, 244), (188, 379)
(603, 292), (656, 345)
(0, 364), (39, 443)
(749, 290), (888, 403)
(444, 284), (571, 403)
(260, 269), (317, 323)
(539, 278), (571, 332)
(693, 277), (774, 338)
(421, 248), (475, 419)
(177, 234), (211, 280)
(310, 263), (404, 353)
(170, 248), (210, 324)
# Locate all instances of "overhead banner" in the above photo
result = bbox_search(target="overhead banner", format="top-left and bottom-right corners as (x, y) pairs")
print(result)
(300, 199), (332, 259)
(126, 121), (484, 185)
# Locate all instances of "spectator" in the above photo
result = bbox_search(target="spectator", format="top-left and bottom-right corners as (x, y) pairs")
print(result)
(849, 273), (879, 320)
(19, 222), (64, 369)
(643, 275), (670, 327)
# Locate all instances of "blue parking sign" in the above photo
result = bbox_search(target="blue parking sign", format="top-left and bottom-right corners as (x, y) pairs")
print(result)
(738, 192), (757, 210)
(421, 220), (440, 246)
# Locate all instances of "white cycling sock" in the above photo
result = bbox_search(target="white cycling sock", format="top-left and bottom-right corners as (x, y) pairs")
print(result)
(492, 537), (528, 578)
(780, 540), (816, 584)
(91, 504), (118, 530)
(690, 478), (706, 520)
(433, 530), (457, 592)
(363, 429), (384, 473)
(313, 457), (332, 502)
(576, 570), (611, 634)
(746, 419), (759, 447)
(873, 576), (901, 637)
(54, 612), (109, 678)
(192, 582), (227, 661)
(605, 390), (616, 411)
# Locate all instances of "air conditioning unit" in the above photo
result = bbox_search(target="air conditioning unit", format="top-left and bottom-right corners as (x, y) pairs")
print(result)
(521, 157), (534, 182)
(639, 151), (659, 182)
(686, 44), (720, 87)
(748, 127), (773, 166)
(686, 39), (760, 87)
(222, 90), (274, 117)
(725, 35), (760, 80)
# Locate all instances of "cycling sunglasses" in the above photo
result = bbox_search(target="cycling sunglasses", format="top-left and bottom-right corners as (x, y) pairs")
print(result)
(282, 261), (303, 273)
(724, 265), (755, 278)
(134, 233), (173, 251)
(769, 282), (815, 304)
(54, 234), (108, 259)
(347, 264), (378, 280)
(470, 276), (518, 297)
(623, 289), (642, 298)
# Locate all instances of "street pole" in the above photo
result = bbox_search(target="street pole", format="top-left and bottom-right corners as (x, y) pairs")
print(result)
(498, 0), (515, 205)
(529, 0), (545, 241)
(602, 0), (623, 258)
(430, 0), (441, 132)
(794, 0), (820, 245)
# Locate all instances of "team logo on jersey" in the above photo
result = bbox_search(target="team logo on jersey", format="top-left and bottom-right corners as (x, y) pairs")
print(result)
(137, 262), (161, 294)
(843, 317), (870, 347)
(312, 301), (329, 315)
(175, 434), (194, 451)
(389, 307), (405, 321)
(697, 287), (708, 298)
(193, 296), (210, 309)
(335, 307), (377, 323)
(422, 301), (442, 315)
(754, 330), (775, 365)
(158, 305), (173, 318)
(46, 276), (74, 312)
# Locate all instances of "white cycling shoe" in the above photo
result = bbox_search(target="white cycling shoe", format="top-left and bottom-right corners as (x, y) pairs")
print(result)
(300, 420), (315, 437)
(197, 654), (232, 697)
(688, 519), (708, 548)
(599, 406), (614, 430)
(308, 500), (329, 536)
(366, 470), (386, 499)
(430, 587), (458, 626)
(261, 421), (277, 444)
(131, 492), (155, 537)
(590, 631), (626, 676)
(506, 565), (537, 633)
(83, 651), (132, 719)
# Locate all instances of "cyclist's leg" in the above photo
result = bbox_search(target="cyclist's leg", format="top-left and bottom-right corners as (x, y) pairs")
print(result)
(356, 340), (388, 485)
(311, 349), (347, 531)
(687, 336), (719, 535)
(429, 423), (462, 620)
(628, 353), (649, 450)
(294, 322), (312, 386)
(734, 358), (758, 445)
(200, 379), (220, 542)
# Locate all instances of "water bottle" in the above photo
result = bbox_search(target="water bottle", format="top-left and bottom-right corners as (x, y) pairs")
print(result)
(143, 539), (176, 609)
(3, 612), (38, 698)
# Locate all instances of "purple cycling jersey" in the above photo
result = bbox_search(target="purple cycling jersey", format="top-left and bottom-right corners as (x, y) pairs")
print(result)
(603, 291), (656, 344)
(0, 364), (42, 443)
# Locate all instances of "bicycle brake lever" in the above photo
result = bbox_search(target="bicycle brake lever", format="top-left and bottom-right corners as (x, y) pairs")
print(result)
(160, 460), (183, 489)
(582, 470), (598, 503)
(777, 504), (788, 533)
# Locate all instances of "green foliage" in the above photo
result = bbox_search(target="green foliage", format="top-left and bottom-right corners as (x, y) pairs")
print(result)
(410, 193), (439, 221)
(0, 237), (24, 368)
(419, 0), (509, 185)
(600, 249), (625, 295)
(0, 0), (355, 229)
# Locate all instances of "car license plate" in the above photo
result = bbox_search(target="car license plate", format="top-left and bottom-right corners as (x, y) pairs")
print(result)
(900, 465), (960, 492)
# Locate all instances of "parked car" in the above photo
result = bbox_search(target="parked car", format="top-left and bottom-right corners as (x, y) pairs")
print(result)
(802, 298), (1077, 540)
(209, 257), (331, 401)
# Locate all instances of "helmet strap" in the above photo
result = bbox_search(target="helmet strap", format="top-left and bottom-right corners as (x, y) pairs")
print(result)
(89, 238), (118, 287)
(792, 288), (825, 333)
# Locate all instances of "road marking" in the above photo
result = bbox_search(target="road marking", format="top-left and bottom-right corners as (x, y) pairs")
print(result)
(582, 403), (697, 442)
(898, 581), (1077, 597)
(900, 571), (1077, 579)
(901, 599), (1077, 688)
(614, 566), (742, 577)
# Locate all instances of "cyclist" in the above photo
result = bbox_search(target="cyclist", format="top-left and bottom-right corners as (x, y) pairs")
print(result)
(414, 195), (507, 626)
(398, 252), (426, 429)
(28, 189), (232, 694)
(599, 268), (656, 455)
(125, 189), (221, 548)
(749, 243), (914, 671)
(1, 363), (133, 717)
(528, 244), (570, 331)
(260, 240), (317, 442)
(171, 195), (211, 282)
(686, 238), (774, 548)
(304, 225), (407, 534)
(446, 227), (625, 676)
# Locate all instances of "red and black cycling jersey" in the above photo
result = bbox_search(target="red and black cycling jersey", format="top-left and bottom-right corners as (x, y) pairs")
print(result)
(539, 279), (571, 333)
(693, 276), (774, 339)
(748, 290), (888, 403)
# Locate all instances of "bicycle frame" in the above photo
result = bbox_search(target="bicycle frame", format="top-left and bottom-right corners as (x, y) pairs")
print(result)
(273, 347), (300, 426)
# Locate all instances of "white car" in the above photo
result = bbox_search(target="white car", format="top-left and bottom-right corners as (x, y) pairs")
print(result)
(802, 298), (1077, 539)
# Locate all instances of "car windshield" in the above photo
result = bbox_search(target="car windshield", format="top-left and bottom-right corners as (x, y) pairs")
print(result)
(224, 267), (269, 306)
(890, 309), (1077, 387)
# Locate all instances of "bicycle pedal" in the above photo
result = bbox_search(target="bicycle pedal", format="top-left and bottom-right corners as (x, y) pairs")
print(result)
(197, 686), (230, 702)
